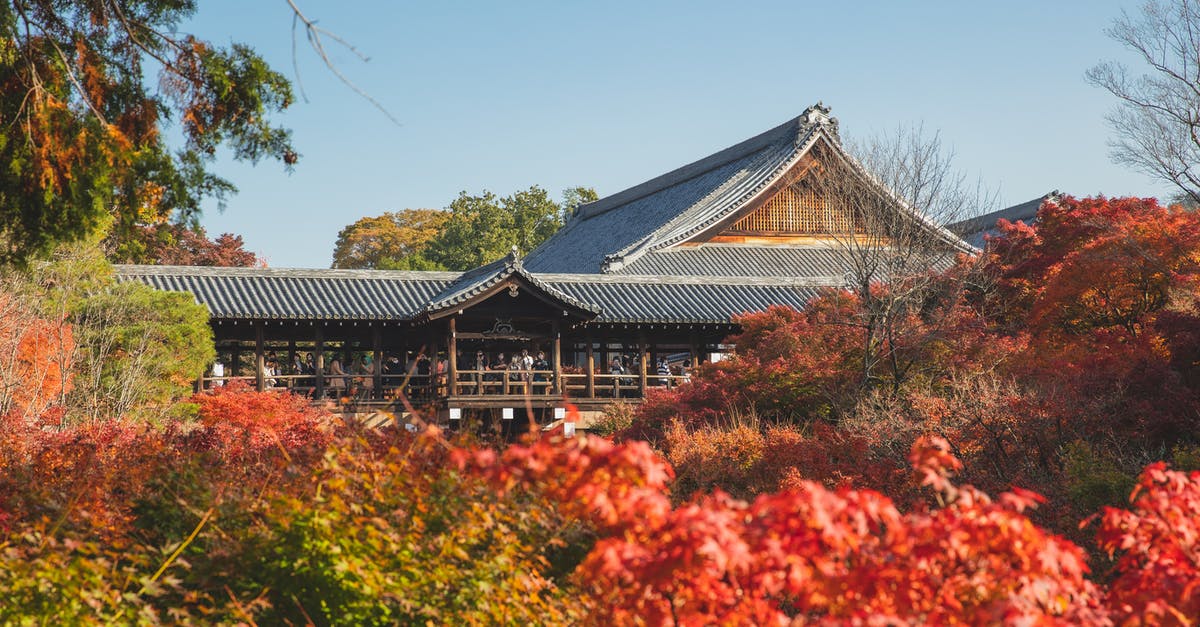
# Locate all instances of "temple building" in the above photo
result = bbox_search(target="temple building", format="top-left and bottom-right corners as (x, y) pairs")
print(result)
(117, 104), (972, 424)
(949, 191), (1058, 248)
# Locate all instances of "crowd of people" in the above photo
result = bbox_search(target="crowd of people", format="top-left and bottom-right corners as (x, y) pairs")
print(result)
(209, 347), (697, 399)
(467, 348), (552, 393)
(605, 355), (693, 396)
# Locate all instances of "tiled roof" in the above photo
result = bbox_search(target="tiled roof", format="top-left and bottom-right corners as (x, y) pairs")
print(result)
(524, 103), (971, 276)
(950, 192), (1055, 248)
(524, 105), (838, 274)
(116, 265), (827, 325)
(523, 147), (779, 274)
(117, 265), (458, 320)
(543, 274), (823, 324)
(422, 249), (602, 317)
(611, 244), (857, 279)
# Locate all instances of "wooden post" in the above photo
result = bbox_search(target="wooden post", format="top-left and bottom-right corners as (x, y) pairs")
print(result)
(372, 324), (383, 400)
(585, 330), (595, 399)
(255, 322), (266, 392)
(448, 317), (458, 397)
(314, 326), (325, 399)
(287, 339), (296, 381)
(552, 319), (562, 395)
(428, 325), (439, 398)
(638, 330), (648, 397)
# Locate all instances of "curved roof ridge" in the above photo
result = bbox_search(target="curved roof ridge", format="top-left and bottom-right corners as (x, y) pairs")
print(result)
(423, 253), (601, 317)
(114, 264), (463, 281)
(601, 128), (831, 273)
(570, 114), (808, 223)
(535, 271), (842, 287)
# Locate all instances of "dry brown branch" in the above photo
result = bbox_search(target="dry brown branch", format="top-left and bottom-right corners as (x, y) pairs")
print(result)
(1089, 0), (1200, 203)
(809, 125), (996, 391)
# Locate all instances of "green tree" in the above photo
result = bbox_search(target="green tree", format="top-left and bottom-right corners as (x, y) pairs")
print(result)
(0, 1), (296, 265)
(562, 185), (599, 216)
(331, 208), (449, 269)
(425, 185), (595, 270)
(30, 234), (214, 422)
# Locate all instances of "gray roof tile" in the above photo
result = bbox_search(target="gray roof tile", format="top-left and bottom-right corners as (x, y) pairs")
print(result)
(612, 245), (857, 279)
(524, 107), (837, 274)
(546, 277), (821, 324)
(117, 266), (457, 320)
(422, 251), (601, 316)
(116, 265), (827, 325)
(950, 193), (1055, 248)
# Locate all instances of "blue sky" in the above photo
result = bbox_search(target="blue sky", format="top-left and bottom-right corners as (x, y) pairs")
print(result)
(185, 1), (1164, 268)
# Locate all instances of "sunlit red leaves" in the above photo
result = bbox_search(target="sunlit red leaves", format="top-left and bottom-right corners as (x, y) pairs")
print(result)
(458, 430), (674, 532)
(988, 195), (1200, 338)
(634, 298), (864, 436)
(463, 434), (1110, 625)
(1097, 463), (1200, 625)
(188, 382), (331, 462)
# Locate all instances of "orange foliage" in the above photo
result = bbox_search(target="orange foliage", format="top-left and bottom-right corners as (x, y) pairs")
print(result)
(187, 381), (332, 462)
(465, 433), (1112, 624)
(0, 293), (73, 427)
(1097, 463), (1200, 625)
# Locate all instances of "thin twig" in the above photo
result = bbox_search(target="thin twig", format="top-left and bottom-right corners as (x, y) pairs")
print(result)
(285, 0), (401, 127)
(138, 507), (215, 595)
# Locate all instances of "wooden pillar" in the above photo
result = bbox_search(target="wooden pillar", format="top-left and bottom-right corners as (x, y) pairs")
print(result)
(585, 330), (595, 399)
(255, 322), (266, 392)
(448, 317), (458, 397)
(688, 329), (700, 367)
(638, 330), (648, 396)
(428, 325), (439, 397)
(372, 324), (383, 400)
(314, 326), (325, 399)
(552, 319), (562, 395)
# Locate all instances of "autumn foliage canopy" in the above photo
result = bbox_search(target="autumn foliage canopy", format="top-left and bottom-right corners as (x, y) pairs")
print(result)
(3, 195), (1200, 624)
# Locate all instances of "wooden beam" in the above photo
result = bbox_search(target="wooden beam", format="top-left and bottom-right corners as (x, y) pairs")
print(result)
(255, 322), (265, 392)
(448, 317), (458, 396)
(428, 325), (439, 398)
(585, 331), (594, 399)
(638, 330), (648, 396)
(314, 326), (325, 399)
(372, 324), (383, 401)
(552, 319), (562, 395)
(456, 332), (549, 341)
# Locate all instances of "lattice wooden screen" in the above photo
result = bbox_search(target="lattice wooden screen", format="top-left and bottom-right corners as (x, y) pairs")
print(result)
(728, 186), (861, 234)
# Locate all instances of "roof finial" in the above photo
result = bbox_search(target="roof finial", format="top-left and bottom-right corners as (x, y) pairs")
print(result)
(507, 245), (520, 266)
(802, 102), (833, 126)
(801, 102), (839, 141)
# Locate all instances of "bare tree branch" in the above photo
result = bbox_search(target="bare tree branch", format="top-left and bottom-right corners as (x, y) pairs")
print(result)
(808, 125), (996, 393)
(285, 0), (401, 126)
(1089, 0), (1200, 204)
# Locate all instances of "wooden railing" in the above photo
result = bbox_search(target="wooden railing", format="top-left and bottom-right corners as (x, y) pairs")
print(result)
(450, 369), (555, 396)
(197, 371), (694, 402)
(196, 373), (438, 401)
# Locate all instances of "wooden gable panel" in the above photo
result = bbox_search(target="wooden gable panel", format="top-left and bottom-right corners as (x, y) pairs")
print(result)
(723, 184), (862, 236)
